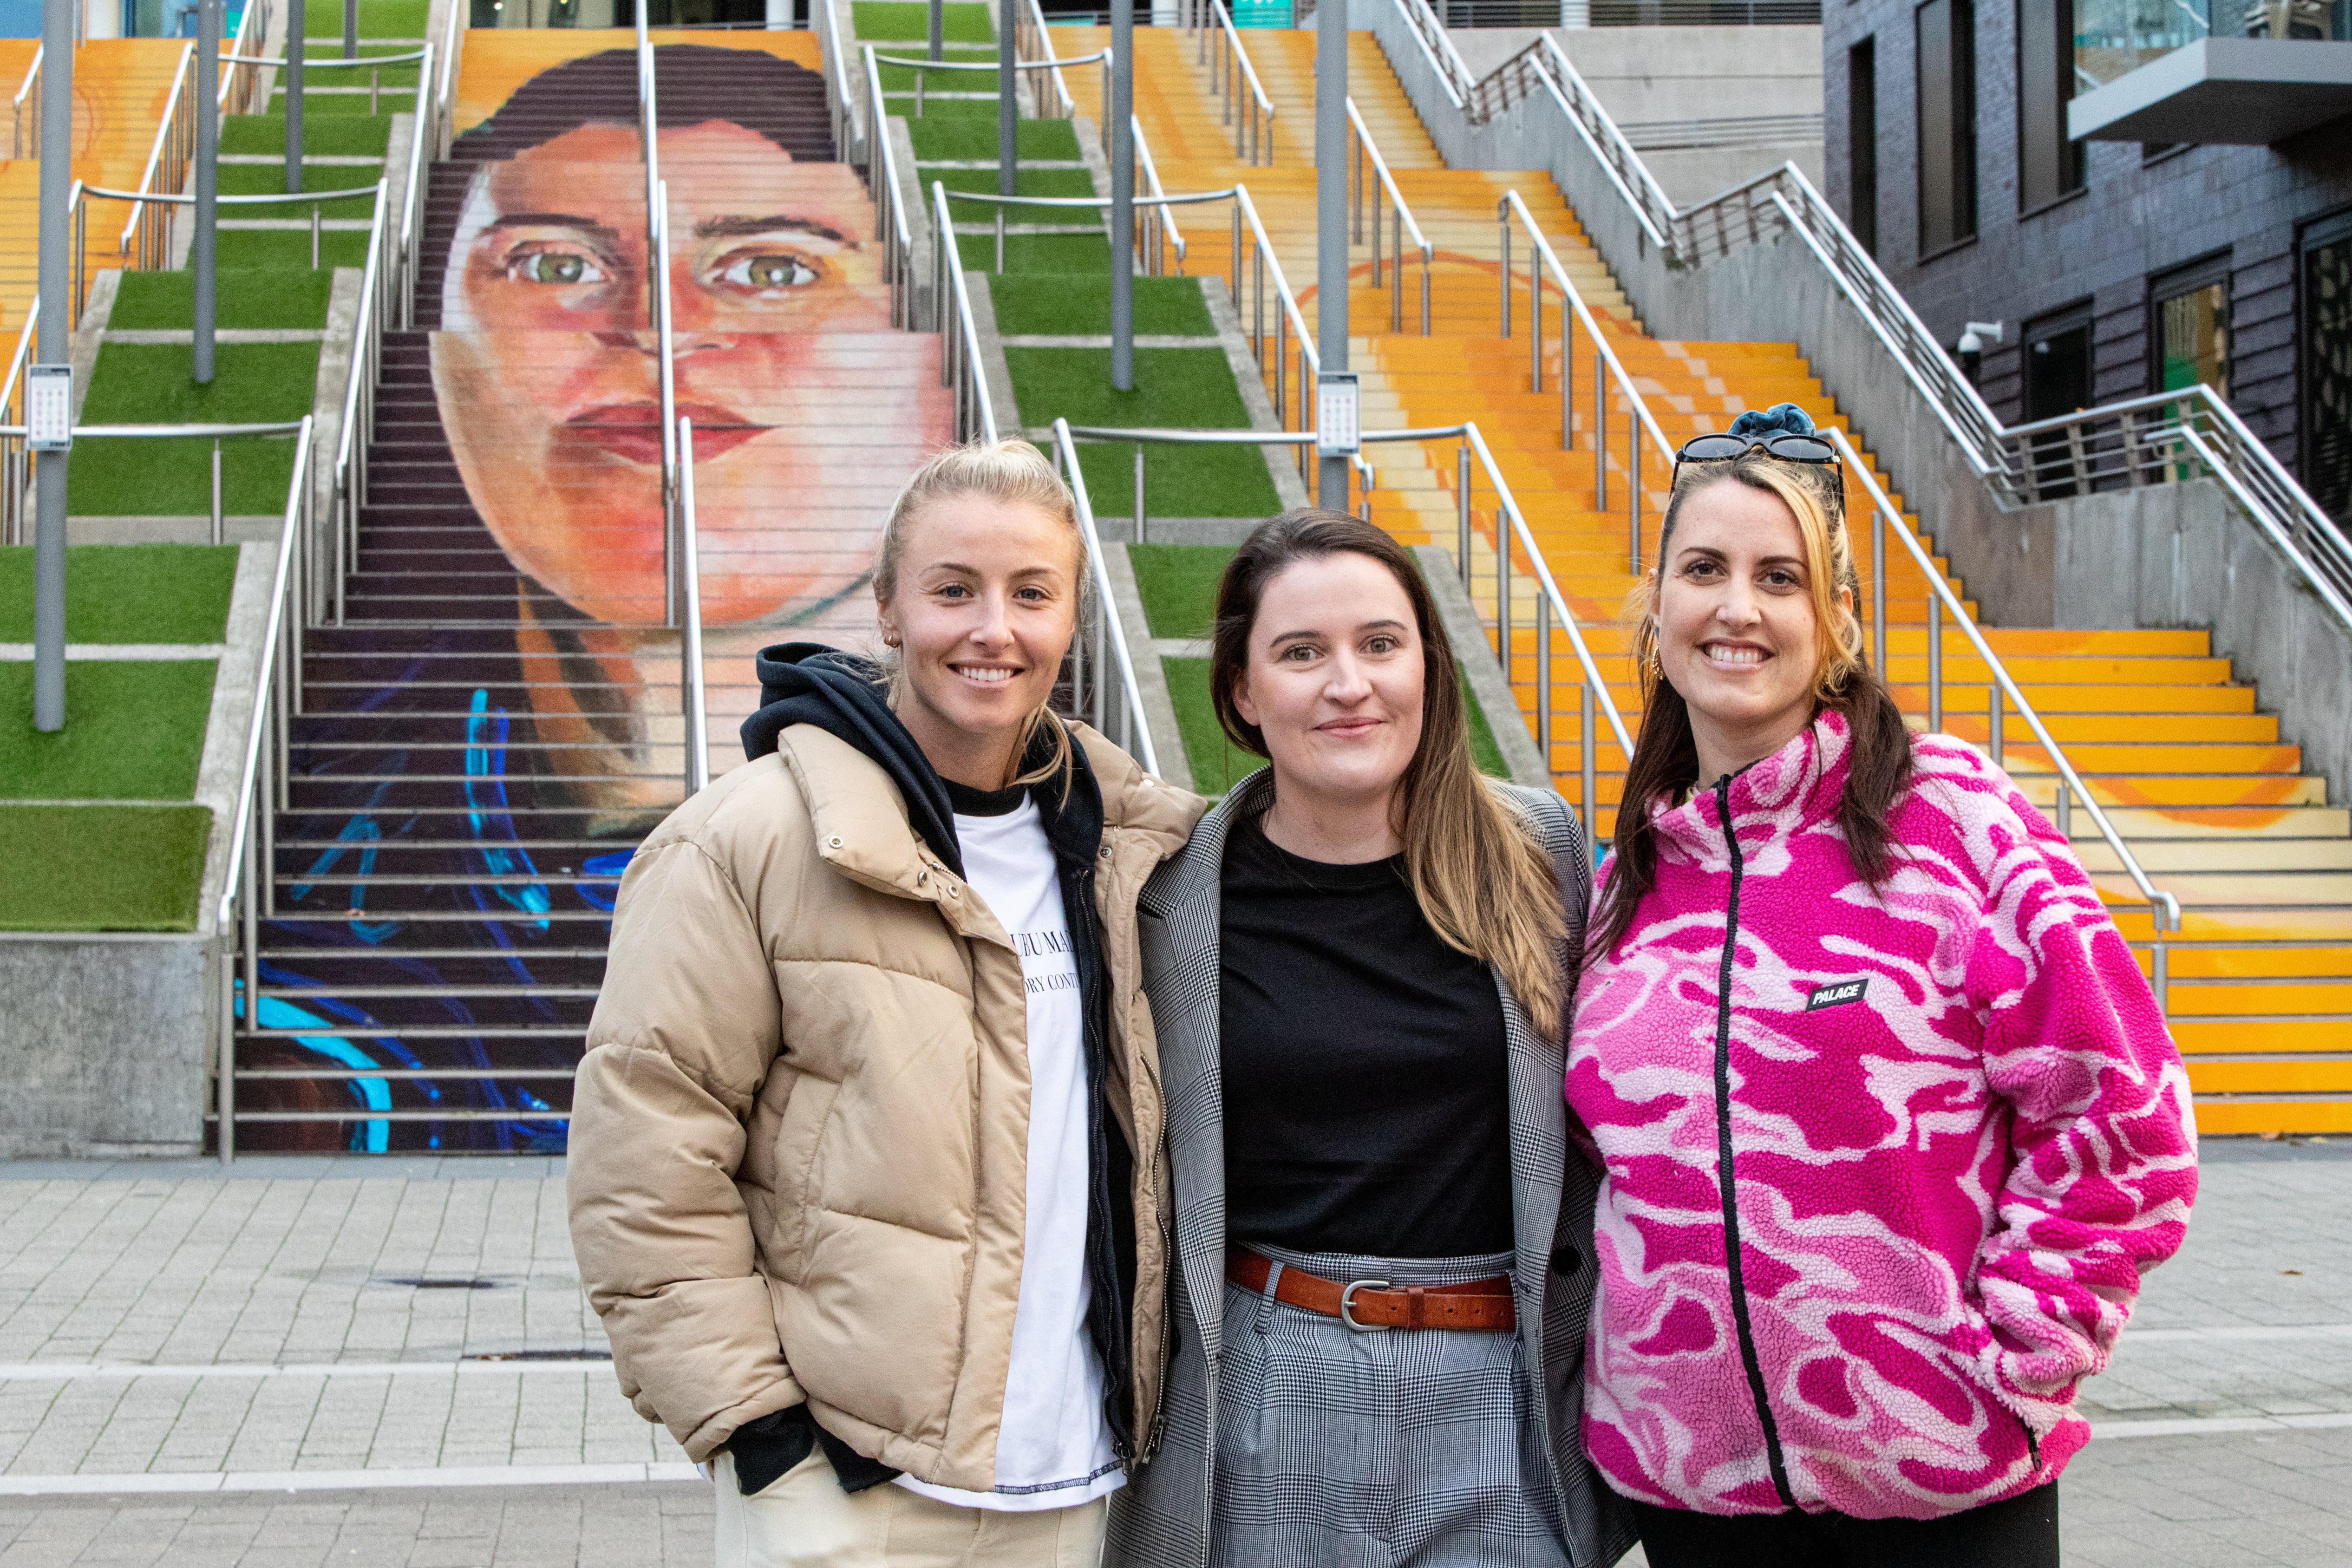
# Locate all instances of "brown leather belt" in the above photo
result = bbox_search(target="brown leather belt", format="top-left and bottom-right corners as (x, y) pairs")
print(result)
(1225, 1246), (1516, 1333)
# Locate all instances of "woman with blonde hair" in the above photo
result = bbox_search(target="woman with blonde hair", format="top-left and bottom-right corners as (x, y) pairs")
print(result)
(1568, 404), (2198, 1565)
(567, 438), (1203, 1566)
(1110, 510), (1631, 1568)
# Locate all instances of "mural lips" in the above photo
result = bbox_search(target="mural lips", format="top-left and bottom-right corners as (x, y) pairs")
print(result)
(559, 401), (773, 466)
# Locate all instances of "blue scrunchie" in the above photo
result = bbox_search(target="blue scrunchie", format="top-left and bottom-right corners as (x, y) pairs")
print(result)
(1726, 402), (1816, 439)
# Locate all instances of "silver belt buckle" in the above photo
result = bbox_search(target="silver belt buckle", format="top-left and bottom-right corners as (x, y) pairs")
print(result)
(1339, 1278), (1392, 1333)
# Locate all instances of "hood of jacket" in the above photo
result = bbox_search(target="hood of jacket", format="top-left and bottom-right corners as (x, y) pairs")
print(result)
(741, 642), (964, 878)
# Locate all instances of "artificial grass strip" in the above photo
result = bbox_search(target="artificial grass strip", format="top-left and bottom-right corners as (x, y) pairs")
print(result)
(875, 50), (1011, 89)
(214, 227), (376, 272)
(271, 85), (412, 116)
(221, 113), (393, 157)
(69, 438), (301, 517)
(302, 0), (429, 36)
(0, 661), (216, 801)
(1163, 656), (1262, 797)
(0, 806), (212, 933)
(1010, 345), (1278, 517)
(215, 163), (383, 221)
(0, 546), (238, 642)
(108, 270), (335, 331)
(990, 274), (1215, 337)
(80, 341), (322, 425)
(939, 166), (1098, 219)
(855, 0), (996, 40)
(1128, 543), (1230, 638)
(908, 116), (1080, 160)
(1461, 672), (1509, 779)
(958, 231), (1112, 274)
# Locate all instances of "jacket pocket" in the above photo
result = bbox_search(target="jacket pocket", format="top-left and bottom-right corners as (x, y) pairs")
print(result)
(769, 1075), (840, 1274)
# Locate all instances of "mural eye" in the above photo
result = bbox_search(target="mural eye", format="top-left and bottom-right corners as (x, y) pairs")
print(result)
(719, 251), (820, 292)
(511, 250), (603, 286)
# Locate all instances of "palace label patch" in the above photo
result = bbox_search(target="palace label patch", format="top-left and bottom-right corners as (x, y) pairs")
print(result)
(1806, 977), (1871, 1011)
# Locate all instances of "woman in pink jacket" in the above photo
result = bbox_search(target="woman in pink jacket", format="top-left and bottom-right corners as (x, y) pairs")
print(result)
(1567, 404), (2198, 1566)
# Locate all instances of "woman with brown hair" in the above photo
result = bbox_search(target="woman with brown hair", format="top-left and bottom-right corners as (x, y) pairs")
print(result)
(1108, 510), (1630, 1568)
(1567, 405), (2195, 1564)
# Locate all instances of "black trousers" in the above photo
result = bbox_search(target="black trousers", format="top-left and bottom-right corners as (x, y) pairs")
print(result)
(1631, 1481), (2059, 1568)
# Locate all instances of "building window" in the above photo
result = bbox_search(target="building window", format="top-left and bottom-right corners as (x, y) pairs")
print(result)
(2305, 210), (2352, 522)
(1850, 38), (1879, 255)
(2019, 0), (2085, 210)
(1916, 0), (1977, 255)
(2023, 301), (2096, 495)
(2149, 253), (2232, 401)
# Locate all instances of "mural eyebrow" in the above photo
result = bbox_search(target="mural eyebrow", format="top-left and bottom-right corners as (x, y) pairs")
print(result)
(485, 213), (623, 248)
(694, 216), (849, 242)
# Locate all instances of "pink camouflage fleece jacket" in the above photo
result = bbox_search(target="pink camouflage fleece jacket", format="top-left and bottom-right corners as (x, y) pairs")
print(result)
(1566, 711), (2197, 1521)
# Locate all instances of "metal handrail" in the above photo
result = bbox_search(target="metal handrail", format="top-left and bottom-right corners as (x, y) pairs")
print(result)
(330, 182), (392, 625)
(217, 0), (270, 112)
(216, 413), (320, 1166)
(1346, 95), (1432, 335)
(888, 46), (1109, 122)
(397, 42), (435, 328)
(1389, 0), (1468, 109)
(655, 183), (679, 622)
(10, 42), (38, 159)
(2170, 423), (2352, 634)
(812, 0), (860, 168)
(1828, 425), (2180, 1004)
(436, 0), (464, 157)
(932, 179), (1000, 444)
(228, 46), (428, 66)
(1048, 418), (1160, 777)
(118, 44), (196, 259)
(1499, 188), (1676, 572)
(1017, 0), (1077, 118)
(87, 182), (386, 204)
(676, 417), (709, 796)
(863, 46), (920, 327)
(1061, 418), (1631, 833)
(1188, 0), (1275, 165)
(1134, 115), (1186, 268)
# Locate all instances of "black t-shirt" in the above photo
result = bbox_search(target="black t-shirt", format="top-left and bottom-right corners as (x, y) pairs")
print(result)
(1218, 809), (1515, 1258)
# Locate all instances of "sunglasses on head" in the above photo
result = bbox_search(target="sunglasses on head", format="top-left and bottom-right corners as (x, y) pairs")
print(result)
(1671, 431), (1840, 484)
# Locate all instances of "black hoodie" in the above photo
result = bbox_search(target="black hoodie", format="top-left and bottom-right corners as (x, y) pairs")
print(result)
(731, 643), (1139, 1497)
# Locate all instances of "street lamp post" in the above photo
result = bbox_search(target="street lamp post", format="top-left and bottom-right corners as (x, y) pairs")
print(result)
(1314, 0), (1347, 508)
(196, 0), (221, 385)
(1109, 0), (1133, 392)
(997, 0), (1016, 199)
(30, 0), (73, 732)
(285, 0), (304, 194)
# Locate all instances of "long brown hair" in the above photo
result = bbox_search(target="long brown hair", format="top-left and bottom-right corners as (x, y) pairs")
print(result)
(1210, 511), (1570, 1038)
(1586, 451), (1914, 967)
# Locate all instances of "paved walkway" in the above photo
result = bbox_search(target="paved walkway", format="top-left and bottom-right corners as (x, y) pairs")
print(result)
(0, 1140), (2341, 1565)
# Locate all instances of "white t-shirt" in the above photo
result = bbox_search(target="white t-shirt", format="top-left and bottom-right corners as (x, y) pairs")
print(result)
(893, 795), (1125, 1513)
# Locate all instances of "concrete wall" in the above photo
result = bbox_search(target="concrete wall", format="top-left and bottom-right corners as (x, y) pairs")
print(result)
(1446, 23), (1823, 205)
(2034, 477), (2352, 803)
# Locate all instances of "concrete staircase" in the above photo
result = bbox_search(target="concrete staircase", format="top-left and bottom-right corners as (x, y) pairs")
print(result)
(239, 28), (938, 1152)
(1090, 20), (2352, 1136)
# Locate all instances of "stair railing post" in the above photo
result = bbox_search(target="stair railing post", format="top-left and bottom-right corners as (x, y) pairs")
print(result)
(1594, 353), (1607, 514)
(1133, 442), (1146, 544)
(210, 440), (222, 544)
(217, 933), (235, 1165)
(1535, 593), (1552, 778)
(1580, 679), (1596, 845)
(1871, 504), (1886, 674)
(1457, 439), (1471, 584)
(1560, 300), (1573, 450)
(1495, 511), (1510, 686)
(1497, 210), (1510, 338)
(2055, 778), (2071, 839)
(1628, 406), (1642, 575)
(1529, 254), (1540, 392)
(1927, 593), (1942, 732)
(1988, 684), (2003, 766)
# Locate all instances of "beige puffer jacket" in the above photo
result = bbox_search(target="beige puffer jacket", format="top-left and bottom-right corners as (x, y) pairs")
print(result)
(567, 721), (1204, 1490)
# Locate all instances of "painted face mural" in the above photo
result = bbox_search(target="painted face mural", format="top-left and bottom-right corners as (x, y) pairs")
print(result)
(246, 42), (949, 1153)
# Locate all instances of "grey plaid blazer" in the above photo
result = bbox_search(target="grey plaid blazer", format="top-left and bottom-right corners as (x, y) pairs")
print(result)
(1105, 769), (1635, 1568)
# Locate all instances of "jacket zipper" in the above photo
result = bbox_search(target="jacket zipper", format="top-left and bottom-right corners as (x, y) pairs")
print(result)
(1710, 775), (1798, 1510)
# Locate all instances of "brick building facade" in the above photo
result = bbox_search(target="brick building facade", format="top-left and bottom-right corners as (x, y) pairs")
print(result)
(1821, 2), (2352, 517)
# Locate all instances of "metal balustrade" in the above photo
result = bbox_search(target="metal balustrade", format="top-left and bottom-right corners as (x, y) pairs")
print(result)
(1049, 417), (1163, 776)
(1179, 0), (1277, 164)
(1348, 96), (1432, 335)
(675, 417), (711, 797)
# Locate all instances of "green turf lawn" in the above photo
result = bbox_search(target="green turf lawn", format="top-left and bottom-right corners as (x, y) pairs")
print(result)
(1006, 346), (1279, 517)
(213, 228), (375, 272)
(215, 163), (384, 221)
(272, 85), (411, 116)
(875, 49), (1005, 90)
(0, 661), (216, 801)
(855, 0), (996, 40)
(108, 270), (335, 332)
(1127, 542), (1228, 636)
(909, 116), (1080, 160)
(0, 546), (237, 642)
(958, 231), (1113, 273)
(302, 0), (429, 35)
(990, 275), (1215, 337)
(221, 113), (392, 157)
(936, 166), (1097, 220)
(71, 340), (317, 516)
(0, 806), (213, 933)
(273, 52), (422, 90)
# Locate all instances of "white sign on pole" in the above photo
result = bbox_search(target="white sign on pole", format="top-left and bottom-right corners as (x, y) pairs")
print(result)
(26, 364), (71, 452)
(1316, 371), (1359, 458)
